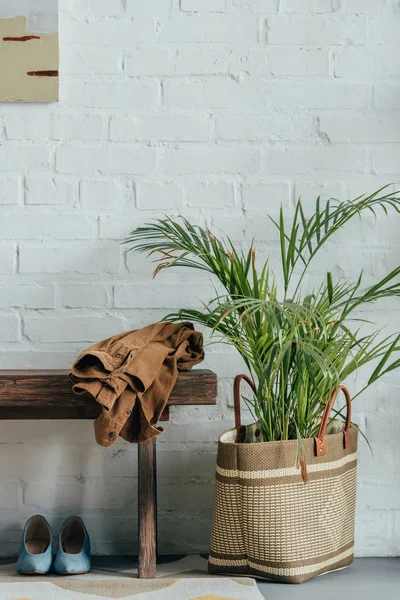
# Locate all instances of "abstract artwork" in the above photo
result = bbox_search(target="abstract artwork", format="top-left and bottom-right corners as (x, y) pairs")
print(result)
(0, 0), (59, 102)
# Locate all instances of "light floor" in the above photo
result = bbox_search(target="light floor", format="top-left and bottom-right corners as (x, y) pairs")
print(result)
(257, 558), (400, 599)
(94, 556), (399, 599)
(1, 555), (398, 598)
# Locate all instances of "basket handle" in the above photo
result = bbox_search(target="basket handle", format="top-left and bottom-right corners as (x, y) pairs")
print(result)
(314, 385), (352, 457)
(234, 374), (256, 443)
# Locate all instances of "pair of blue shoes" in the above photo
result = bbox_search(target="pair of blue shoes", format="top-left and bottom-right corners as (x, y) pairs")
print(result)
(17, 515), (91, 575)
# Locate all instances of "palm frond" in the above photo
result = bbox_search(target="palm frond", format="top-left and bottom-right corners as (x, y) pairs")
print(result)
(123, 188), (400, 441)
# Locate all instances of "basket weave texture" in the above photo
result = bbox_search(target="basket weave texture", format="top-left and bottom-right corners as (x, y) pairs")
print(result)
(208, 382), (358, 584)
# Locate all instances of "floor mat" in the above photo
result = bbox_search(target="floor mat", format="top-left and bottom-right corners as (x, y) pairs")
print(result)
(0, 555), (264, 599)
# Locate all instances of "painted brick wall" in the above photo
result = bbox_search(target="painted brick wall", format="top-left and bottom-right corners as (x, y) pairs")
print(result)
(0, 0), (399, 557)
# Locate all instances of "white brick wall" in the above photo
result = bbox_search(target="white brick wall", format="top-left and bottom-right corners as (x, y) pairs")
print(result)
(0, 0), (399, 558)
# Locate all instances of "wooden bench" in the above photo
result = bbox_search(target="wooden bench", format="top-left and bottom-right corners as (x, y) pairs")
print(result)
(0, 369), (218, 579)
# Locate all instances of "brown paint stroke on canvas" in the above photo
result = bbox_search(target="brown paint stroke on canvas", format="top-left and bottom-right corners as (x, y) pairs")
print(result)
(27, 70), (59, 77)
(3, 35), (40, 41)
(0, 16), (58, 101)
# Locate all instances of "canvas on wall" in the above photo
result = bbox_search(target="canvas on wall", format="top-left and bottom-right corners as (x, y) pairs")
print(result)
(0, 0), (58, 102)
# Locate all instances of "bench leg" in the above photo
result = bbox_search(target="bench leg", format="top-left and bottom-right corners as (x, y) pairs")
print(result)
(138, 437), (157, 579)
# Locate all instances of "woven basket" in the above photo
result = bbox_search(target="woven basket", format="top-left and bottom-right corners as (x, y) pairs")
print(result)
(208, 375), (358, 584)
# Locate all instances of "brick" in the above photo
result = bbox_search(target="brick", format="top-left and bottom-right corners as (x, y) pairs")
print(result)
(99, 447), (137, 478)
(157, 514), (212, 554)
(373, 16), (400, 45)
(294, 181), (346, 207)
(53, 114), (107, 140)
(305, 246), (386, 281)
(229, 49), (268, 75)
(216, 114), (315, 142)
(163, 79), (264, 110)
(242, 182), (291, 211)
(61, 46), (122, 76)
(359, 478), (400, 510)
(24, 477), (128, 510)
(186, 182), (234, 208)
(4, 113), (52, 140)
(320, 114), (400, 143)
(80, 180), (133, 209)
(158, 481), (213, 511)
(110, 114), (210, 142)
(0, 147), (49, 171)
(357, 444), (400, 478)
(374, 85), (400, 110)
(243, 217), (283, 246)
(65, 81), (157, 109)
(128, 47), (228, 77)
(268, 48), (328, 75)
(125, 0), (172, 13)
(176, 49), (229, 75)
(160, 15), (258, 43)
(157, 448), (215, 483)
(283, 0), (333, 11)
(0, 177), (20, 205)
(161, 418), (229, 443)
(160, 147), (261, 175)
(170, 405), (226, 427)
(201, 351), (247, 380)
(267, 15), (366, 45)
(0, 215), (94, 241)
(346, 180), (398, 201)
(180, 0), (227, 11)
(62, 15), (156, 44)
(22, 444), (82, 478)
(0, 420), (92, 446)
(335, 48), (400, 78)
(0, 350), (78, 370)
(207, 212), (247, 241)
(373, 149), (400, 175)
(354, 510), (393, 556)
(114, 282), (213, 309)
(25, 178), (74, 205)
(125, 49), (175, 76)
(19, 246), (120, 274)
(56, 146), (156, 175)
(265, 82), (369, 109)
(263, 148), (366, 174)
(339, 0), (390, 13)
(233, 0), (279, 11)
(358, 382), (400, 417)
(130, 47), (231, 77)
(0, 285), (53, 309)
(0, 313), (19, 342)
(24, 315), (125, 343)
(0, 444), (26, 477)
(0, 482), (18, 509)
(136, 182), (183, 210)
(0, 245), (15, 273)
(58, 284), (109, 309)
(99, 216), (135, 240)
(64, 0), (125, 12)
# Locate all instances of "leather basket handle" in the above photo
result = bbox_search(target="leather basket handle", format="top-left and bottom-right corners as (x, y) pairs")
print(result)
(234, 374), (256, 443)
(314, 385), (352, 457)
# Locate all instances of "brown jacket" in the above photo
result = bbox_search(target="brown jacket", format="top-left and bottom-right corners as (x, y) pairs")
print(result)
(70, 322), (204, 447)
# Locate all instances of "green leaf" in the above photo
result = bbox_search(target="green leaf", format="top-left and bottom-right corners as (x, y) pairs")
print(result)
(123, 188), (400, 446)
(327, 272), (333, 304)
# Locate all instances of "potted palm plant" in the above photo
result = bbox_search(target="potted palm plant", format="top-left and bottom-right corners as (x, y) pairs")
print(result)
(124, 188), (400, 583)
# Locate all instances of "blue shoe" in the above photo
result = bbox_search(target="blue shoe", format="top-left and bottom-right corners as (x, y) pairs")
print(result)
(54, 517), (91, 575)
(17, 515), (53, 575)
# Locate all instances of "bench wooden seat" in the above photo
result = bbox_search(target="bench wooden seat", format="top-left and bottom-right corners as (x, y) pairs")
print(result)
(0, 369), (218, 578)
